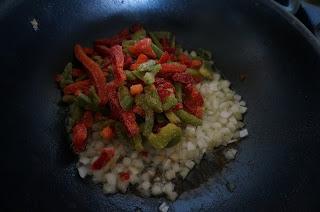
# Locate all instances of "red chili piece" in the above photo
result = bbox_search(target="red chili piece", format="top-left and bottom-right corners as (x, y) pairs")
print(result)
(109, 45), (126, 85)
(120, 111), (140, 137)
(81, 111), (94, 128)
(63, 80), (91, 95)
(124, 54), (133, 70)
(128, 38), (157, 59)
(179, 53), (192, 67)
(130, 53), (148, 70)
(74, 44), (107, 105)
(72, 123), (88, 152)
(105, 82), (122, 119)
(191, 59), (202, 69)
(119, 171), (130, 181)
(172, 72), (199, 84)
(158, 51), (171, 64)
(183, 84), (204, 118)
(91, 147), (115, 170)
(160, 63), (187, 73)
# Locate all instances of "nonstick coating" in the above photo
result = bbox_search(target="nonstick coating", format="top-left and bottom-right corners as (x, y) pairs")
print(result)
(1, 0), (320, 211)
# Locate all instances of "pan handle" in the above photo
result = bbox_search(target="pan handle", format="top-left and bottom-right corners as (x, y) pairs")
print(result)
(274, 0), (301, 14)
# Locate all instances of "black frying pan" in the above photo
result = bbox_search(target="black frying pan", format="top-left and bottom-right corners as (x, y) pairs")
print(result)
(1, 0), (320, 211)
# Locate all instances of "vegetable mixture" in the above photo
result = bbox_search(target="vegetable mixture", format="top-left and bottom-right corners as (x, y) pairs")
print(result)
(56, 25), (248, 200)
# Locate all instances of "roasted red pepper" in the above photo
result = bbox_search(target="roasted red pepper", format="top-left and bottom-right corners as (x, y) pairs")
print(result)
(109, 45), (127, 85)
(179, 53), (192, 67)
(183, 84), (204, 118)
(158, 51), (171, 64)
(63, 80), (91, 95)
(160, 63), (187, 73)
(105, 82), (122, 119)
(128, 38), (157, 59)
(130, 53), (148, 70)
(95, 28), (130, 47)
(72, 123), (88, 152)
(120, 111), (140, 137)
(154, 78), (175, 101)
(172, 72), (200, 84)
(74, 44), (107, 105)
(91, 147), (115, 170)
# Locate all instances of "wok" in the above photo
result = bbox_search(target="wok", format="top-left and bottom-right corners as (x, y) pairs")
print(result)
(1, 0), (320, 211)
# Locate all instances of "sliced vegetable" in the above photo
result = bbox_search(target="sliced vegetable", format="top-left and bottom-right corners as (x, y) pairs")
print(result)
(130, 84), (143, 96)
(175, 109), (202, 126)
(81, 111), (94, 128)
(130, 54), (148, 70)
(158, 51), (171, 64)
(149, 32), (163, 50)
(151, 43), (163, 58)
(162, 95), (178, 111)
(74, 44), (107, 105)
(128, 38), (157, 58)
(199, 61), (214, 80)
(174, 83), (182, 103)
(186, 68), (202, 78)
(59, 63), (73, 88)
(72, 122), (88, 152)
(131, 134), (143, 151)
(165, 111), (181, 124)
(100, 126), (114, 140)
(143, 109), (154, 137)
(131, 29), (146, 40)
(148, 123), (182, 149)
(109, 45), (127, 85)
(91, 147), (115, 170)
(160, 63), (187, 73)
(120, 111), (140, 137)
(125, 70), (137, 81)
(118, 85), (134, 110)
(191, 59), (202, 69)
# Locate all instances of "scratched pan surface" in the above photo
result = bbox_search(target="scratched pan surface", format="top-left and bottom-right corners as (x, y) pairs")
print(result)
(1, 0), (320, 211)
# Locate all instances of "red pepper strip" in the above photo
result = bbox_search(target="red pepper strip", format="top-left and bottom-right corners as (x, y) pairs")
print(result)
(120, 111), (140, 137)
(63, 79), (91, 95)
(158, 51), (170, 64)
(74, 44), (107, 105)
(105, 82), (122, 119)
(132, 105), (145, 117)
(83, 47), (94, 56)
(124, 54), (133, 70)
(72, 123), (88, 152)
(130, 53), (148, 70)
(160, 63), (187, 73)
(72, 68), (85, 78)
(154, 78), (175, 101)
(172, 72), (199, 84)
(81, 111), (94, 128)
(179, 53), (192, 67)
(95, 28), (130, 47)
(191, 59), (202, 69)
(128, 38), (157, 59)
(183, 84), (204, 118)
(170, 54), (177, 62)
(109, 45), (126, 85)
(160, 38), (175, 53)
(91, 147), (115, 170)
(119, 171), (130, 181)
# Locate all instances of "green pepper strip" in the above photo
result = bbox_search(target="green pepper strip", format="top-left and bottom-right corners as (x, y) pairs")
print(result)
(143, 109), (154, 137)
(118, 85), (134, 111)
(151, 43), (163, 59)
(151, 31), (172, 40)
(174, 83), (183, 103)
(60, 63), (73, 88)
(165, 111), (181, 124)
(132, 60), (161, 84)
(162, 95), (178, 111)
(175, 109), (202, 126)
(143, 86), (163, 112)
(132, 133), (144, 151)
(149, 32), (163, 50)
(148, 123), (182, 149)
(125, 70), (137, 81)
(199, 61), (214, 80)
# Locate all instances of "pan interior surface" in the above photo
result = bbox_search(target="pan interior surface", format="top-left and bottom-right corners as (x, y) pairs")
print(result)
(1, 0), (320, 211)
